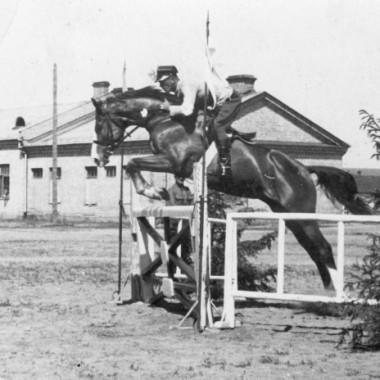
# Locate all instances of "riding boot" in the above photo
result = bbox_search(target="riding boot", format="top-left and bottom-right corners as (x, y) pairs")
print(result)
(218, 140), (232, 178)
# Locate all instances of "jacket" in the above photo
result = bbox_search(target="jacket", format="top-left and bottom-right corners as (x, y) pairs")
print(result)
(169, 78), (233, 117)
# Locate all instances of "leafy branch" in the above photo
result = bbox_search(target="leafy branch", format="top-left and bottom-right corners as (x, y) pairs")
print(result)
(359, 109), (380, 160)
(208, 190), (277, 298)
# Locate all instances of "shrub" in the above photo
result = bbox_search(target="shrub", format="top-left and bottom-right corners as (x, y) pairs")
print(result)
(342, 109), (380, 350)
(208, 190), (276, 299)
(347, 234), (380, 301)
(345, 233), (380, 350)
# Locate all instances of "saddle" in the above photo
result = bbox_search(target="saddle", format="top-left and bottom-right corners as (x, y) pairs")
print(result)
(178, 113), (257, 145)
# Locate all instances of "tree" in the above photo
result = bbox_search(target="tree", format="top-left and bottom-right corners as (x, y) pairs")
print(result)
(208, 190), (276, 299)
(359, 110), (380, 160)
(343, 110), (380, 350)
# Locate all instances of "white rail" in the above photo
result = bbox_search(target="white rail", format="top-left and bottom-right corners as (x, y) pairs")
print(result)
(132, 205), (193, 218)
(215, 212), (380, 329)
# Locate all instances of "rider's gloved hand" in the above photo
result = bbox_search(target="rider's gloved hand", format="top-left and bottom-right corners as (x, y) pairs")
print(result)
(159, 99), (171, 112)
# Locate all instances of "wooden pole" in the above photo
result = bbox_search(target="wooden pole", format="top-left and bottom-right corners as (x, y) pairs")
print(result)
(277, 218), (286, 295)
(51, 63), (58, 222)
(197, 11), (212, 331)
(117, 147), (124, 297)
(336, 221), (345, 299)
(122, 61), (127, 92)
(116, 61), (127, 299)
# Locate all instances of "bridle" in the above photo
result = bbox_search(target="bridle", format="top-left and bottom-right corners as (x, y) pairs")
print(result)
(92, 93), (173, 157)
(93, 111), (139, 154)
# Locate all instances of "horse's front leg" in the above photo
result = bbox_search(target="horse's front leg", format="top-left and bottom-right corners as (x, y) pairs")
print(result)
(125, 155), (175, 200)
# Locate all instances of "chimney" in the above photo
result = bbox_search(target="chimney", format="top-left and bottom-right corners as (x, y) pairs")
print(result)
(227, 75), (257, 94)
(12, 116), (26, 130)
(92, 81), (110, 99)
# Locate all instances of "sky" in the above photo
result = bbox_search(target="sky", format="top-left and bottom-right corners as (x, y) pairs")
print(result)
(1, 0), (380, 168)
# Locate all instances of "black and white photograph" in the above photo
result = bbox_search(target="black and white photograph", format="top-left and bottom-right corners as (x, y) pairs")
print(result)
(1, 0), (380, 378)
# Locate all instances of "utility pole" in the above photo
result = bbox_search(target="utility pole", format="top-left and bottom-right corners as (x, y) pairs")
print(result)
(51, 63), (58, 222)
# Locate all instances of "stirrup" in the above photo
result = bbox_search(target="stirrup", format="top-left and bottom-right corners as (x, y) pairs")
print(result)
(219, 163), (232, 178)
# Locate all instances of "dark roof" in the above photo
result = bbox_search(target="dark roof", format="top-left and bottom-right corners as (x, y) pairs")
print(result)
(0, 102), (87, 140)
(344, 168), (380, 193)
(22, 99), (148, 146)
(0, 83), (350, 155)
(345, 168), (380, 176)
(354, 176), (380, 194)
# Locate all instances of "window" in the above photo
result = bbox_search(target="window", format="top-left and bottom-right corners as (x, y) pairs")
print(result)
(85, 166), (97, 206)
(0, 164), (10, 199)
(85, 166), (97, 179)
(49, 167), (62, 179)
(32, 168), (43, 179)
(106, 166), (116, 178)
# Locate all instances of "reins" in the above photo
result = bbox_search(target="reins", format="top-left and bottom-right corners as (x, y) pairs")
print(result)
(93, 111), (139, 153)
(93, 91), (178, 154)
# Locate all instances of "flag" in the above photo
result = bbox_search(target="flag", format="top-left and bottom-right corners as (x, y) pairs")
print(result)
(204, 44), (232, 108)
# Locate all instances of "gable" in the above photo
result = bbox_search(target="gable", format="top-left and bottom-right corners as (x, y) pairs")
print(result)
(233, 104), (321, 143)
(232, 92), (349, 148)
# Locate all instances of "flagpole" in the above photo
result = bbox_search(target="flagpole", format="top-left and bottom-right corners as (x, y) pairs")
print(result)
(197, 11), (211, 331)
(122, 61), (127, 92)
(117, 61), (127, 300)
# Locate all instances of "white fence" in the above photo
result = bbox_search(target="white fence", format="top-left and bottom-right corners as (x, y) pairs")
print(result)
(215, 212), (380, 329)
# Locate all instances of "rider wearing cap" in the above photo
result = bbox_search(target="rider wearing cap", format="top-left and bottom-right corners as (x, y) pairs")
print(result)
(155, 65), (241, 178)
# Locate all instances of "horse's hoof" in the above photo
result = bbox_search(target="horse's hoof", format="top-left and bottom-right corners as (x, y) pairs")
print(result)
(143, 188), (163, 200)
(143, 187), (169, 201)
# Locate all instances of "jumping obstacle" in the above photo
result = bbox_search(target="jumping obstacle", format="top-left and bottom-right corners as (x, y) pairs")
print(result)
(130, 205), (195, 301)
(129, 162), (214, 329)
(215, 212), (380, 329)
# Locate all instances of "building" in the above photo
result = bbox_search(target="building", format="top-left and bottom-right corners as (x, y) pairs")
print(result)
(227, 75), (349, 167)
(0, 76), (350, 219)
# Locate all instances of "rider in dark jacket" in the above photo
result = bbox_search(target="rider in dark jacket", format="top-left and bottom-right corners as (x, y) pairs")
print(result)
(156, 65), (241, 178)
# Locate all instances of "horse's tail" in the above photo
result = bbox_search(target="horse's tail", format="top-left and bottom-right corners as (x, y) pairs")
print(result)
(307, 165), (376, 215)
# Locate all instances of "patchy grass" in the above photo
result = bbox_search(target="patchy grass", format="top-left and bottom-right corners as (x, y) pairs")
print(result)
(0, 226), (131, 287)
(1, 224), (380, 379)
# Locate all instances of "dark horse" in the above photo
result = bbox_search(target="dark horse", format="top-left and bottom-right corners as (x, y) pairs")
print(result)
(92, 86), (374, 291)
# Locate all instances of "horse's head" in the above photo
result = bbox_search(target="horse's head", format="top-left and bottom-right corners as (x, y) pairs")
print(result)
(91, 97), (129, 166)
(91, 86), (179, 166)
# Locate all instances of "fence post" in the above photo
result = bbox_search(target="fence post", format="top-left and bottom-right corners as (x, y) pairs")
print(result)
(277, 218), (286, 295)
(336, 221), (345, 299)
(193, 162), (213, 329)
(214, 215), (237, 329)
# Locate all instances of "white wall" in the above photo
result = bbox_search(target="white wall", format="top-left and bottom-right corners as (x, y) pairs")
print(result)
(25, 153), (168, 220)
(0, 149), (26, 217)
(0, 147), (344, 220)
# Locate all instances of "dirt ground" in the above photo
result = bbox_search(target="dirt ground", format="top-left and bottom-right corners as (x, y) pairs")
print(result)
(0, 225), (379, 379)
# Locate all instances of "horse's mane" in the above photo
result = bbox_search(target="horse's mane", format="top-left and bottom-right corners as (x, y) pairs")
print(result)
(117, 86), (182, 105)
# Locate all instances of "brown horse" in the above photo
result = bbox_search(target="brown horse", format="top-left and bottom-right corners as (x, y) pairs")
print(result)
(91, 86), (374, 290)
